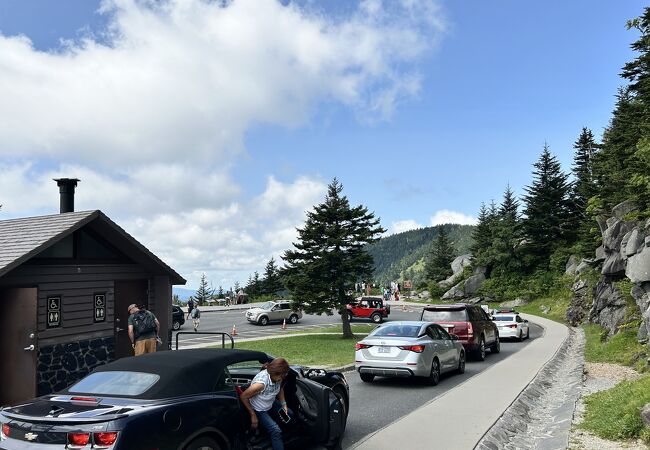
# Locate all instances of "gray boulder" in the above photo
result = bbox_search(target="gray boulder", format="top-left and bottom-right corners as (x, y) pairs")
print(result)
(575, 260), (592, 275)
(602, 219), (635, 251)
(451, 254), (473, 275)
(464, 273), (486, 296)
(602, 253), (626, 276)
(612, 199), (638, 219)
(466, 297), (484, 305)
(625, 228), (646, 257)
(438, 272), (463, 289)
(566, 279), (590, 326)
(417, 290), (430, 299)
(641, 403), (650, 428)
(442, 281), (465, 300)
(589, 281), (628, 335)
(499, 298), (528, 308)
(565, 255), (580, 275)
(595, 246), (606, 262)
(626, 246), (650, 283)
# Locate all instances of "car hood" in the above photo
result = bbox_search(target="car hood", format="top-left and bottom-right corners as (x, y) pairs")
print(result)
(247, 307), (268, 314)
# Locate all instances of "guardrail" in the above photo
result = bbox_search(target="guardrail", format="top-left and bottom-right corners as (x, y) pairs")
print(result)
(174, 331), (235, 350)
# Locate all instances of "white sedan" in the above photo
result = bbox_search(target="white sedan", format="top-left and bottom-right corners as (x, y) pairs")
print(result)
(492, 312), (530, 341)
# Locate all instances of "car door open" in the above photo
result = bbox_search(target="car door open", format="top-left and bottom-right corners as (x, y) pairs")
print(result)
(294, 378), (346, 446)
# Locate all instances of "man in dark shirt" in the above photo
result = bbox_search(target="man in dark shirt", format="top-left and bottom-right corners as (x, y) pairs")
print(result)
(127, 303), (160, 356)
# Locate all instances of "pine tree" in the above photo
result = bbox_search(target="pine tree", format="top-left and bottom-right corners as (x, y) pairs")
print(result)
(252, 271), (262, 297)
(425, 225), (455, 281)
(470, 203), (491, 257)
(283, 179), (385, 338)
(217, 286), (224, 299)
(490, 184), (521, 275)
(572, 128), (599, 206)
(521, 144), (573, 267)
(262, 257), (284, 297)
(195, 273), (214, 306)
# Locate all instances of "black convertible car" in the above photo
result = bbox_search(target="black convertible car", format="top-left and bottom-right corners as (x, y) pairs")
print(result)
(0, 349), (349, 450)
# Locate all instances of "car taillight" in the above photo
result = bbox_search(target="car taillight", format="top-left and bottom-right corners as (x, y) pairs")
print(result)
(355, 343), (372, 350)
(467, 322), (474, 337)
(94, 431), (119, 447)
(398, 345), (425, 353)
(1, 423), (10, 438)
(67, 432), (90, 448)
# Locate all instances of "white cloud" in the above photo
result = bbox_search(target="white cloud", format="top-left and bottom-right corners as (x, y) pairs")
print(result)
(0, 0), (445, 166)
(429, 210), (477, 226)
(389, 219), (423, 235)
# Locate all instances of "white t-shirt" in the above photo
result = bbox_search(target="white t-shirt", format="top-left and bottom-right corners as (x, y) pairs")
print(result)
(249, 369), (280, 412)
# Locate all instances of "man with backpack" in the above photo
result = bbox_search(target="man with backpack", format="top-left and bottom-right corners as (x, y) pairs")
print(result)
(127, 303), (160, 356)
(191, 304), (201, 332)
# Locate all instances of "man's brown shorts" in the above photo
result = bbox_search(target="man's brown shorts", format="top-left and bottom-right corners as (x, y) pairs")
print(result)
(134, 338), (157, 355)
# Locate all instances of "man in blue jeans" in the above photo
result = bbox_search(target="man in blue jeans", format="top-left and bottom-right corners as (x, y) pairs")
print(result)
(240, 358), (292, 450)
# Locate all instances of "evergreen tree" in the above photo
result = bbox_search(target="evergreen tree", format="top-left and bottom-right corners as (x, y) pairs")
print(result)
(521, 144), (573, 267)
(217, 285), (224, 299)
(572, 128), (599, 206)
(283, 179), (385, 338)
(425, 225), (455, 281)
(262, 257), (284, 297)
(470, 203), (491, 257)
(195, 273), (214, 305)
(490, 184), (522, 275)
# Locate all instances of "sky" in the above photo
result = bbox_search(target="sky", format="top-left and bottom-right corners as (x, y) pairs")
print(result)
(0, 0), (645, 290)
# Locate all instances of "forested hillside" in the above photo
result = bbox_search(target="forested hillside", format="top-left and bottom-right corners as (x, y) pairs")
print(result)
(367, 224), (474, 285)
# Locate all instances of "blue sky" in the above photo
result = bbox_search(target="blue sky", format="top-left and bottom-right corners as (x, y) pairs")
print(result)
(0, 0), (645, 289)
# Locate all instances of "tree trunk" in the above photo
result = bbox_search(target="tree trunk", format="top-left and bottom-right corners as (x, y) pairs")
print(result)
(341, 305), (354, 339)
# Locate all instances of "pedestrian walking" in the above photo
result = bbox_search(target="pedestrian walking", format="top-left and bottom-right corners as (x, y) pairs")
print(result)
(127, 304), (160, 356)
(186, 298), (195, 319)
(191, 305), (201, 332)
(240, 358), (292, 450)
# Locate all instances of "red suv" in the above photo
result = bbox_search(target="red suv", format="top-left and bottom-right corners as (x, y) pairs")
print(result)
(345, 296), (390, 323)
(420, 304), (499, 361)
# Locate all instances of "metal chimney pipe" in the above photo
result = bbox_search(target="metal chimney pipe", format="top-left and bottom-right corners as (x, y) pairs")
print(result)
(53, 178), (80, 213)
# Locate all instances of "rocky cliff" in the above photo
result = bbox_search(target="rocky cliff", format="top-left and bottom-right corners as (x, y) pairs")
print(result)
(566, 200), (650, 347)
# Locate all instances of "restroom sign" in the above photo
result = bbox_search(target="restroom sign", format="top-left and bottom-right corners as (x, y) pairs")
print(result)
(47, 296), (61, 328)
(94, 294), (106, 323)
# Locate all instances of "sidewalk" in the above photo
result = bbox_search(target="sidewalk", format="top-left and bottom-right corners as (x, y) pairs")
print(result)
(350, 314), (569, 450)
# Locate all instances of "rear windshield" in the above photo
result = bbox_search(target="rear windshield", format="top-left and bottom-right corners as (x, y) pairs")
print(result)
(493, 316), (514, 321)
(421, 309), (467, 322)
(68, 371), (160, 397)
(372, 324), (421, 337)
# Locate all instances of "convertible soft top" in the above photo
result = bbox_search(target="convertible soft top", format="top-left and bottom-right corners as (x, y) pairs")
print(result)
(65, 349), (271, 399)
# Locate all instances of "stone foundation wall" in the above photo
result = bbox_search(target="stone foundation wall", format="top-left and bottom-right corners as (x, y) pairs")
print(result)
(37, 337), (115, 396)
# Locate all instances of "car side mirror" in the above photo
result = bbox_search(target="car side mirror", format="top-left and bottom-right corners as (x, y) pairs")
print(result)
(524, 320), (529, 323)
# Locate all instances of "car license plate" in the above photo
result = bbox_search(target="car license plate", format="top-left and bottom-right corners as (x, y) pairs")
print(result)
(378, 346), (391, 353)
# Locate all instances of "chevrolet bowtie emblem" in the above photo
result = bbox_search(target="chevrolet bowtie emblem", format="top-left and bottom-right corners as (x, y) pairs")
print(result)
(24, 432), (38, 441)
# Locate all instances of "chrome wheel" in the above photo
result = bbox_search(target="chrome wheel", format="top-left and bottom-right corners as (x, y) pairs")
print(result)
(427, 358), (440, 386)
(289, 314), (299, 324)
(457, 352), (466, 374)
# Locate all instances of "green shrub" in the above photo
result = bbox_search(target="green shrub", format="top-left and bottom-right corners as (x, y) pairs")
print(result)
(583, 323), (648, 372)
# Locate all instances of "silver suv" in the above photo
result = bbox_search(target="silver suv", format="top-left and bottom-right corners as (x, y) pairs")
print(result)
(245, 300), (303, 326)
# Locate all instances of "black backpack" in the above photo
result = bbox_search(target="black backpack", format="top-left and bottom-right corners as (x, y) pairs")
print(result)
(133, 310), (156, 338)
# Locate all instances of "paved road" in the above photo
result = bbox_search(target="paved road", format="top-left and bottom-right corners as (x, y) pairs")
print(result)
(173, 305), (542, 449)
(339, 323), (543, 449)
(172, 305), (424, 349)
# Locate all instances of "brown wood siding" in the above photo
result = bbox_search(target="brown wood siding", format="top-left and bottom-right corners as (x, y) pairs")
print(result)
(0, 264), (170, 347)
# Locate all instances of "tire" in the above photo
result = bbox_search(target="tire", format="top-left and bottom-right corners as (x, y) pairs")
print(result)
(456, 351), (466, 375)
(289, 314), (299, 324)
(185, 436), (221, 450)
(172, 320), (181, 331)
(426, 358), (440, 386)
(258, 316), (269, 326)
(333, 386), (349, 421)
(360, 373), (375, 383)
(475, 337), (486, 361)
(526, 328), (530, 339)
(370, 313), (382, 324)
(517, 331), (523, 342)
(492, 335), (501, 354)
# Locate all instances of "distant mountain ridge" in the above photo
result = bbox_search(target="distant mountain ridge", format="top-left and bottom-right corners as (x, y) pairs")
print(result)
(367, 224), (475, 286)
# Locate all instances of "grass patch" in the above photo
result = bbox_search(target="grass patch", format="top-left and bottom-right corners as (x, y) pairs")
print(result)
(288, 324), (376, 335)
(580, 375), (650, 444)
(232, 334), (361, 368)
(583, 323), (648, 372)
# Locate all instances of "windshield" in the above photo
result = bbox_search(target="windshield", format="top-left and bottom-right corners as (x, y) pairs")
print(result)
(421, 309), (467, 322)
(258, 301), (274, 311)
(493, 316), (514, 321)
(68, 371), (160, 396)
(371, 324), (421, 337)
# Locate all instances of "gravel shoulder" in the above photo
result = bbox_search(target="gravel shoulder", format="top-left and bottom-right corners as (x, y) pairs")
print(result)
(568, 362), (647, 450)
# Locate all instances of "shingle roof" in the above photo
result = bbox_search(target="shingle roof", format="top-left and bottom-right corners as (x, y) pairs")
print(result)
(0, 210), (185, 284)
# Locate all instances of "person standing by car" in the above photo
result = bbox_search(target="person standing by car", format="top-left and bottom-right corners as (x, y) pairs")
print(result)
(240, 358), (291, 450)
(191, 304), (201, 332)
(127, 304), (160, 356)
(186, 298), (195, 319)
